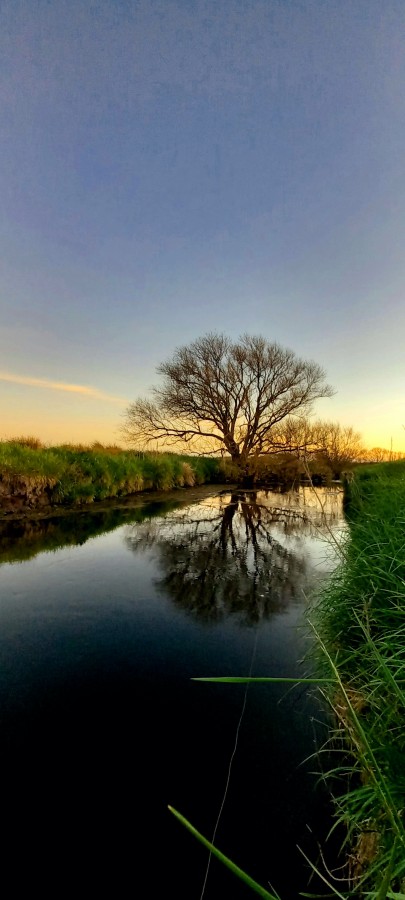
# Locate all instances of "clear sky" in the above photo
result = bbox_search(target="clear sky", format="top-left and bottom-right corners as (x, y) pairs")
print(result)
(1, 0), (404, 450)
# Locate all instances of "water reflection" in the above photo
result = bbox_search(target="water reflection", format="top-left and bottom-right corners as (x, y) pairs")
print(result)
(0, 484), (346, 899)
(125, 488), (344, 624)
(0, 497), (185, 565)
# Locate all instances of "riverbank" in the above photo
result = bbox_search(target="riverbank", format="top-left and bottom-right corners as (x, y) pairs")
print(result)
(0, 440), (338, 516)
(0, 441), (222, 515)
(314, 460), (405, 895)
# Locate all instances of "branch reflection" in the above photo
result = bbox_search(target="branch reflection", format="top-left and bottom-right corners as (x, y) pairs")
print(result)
(125, 488), (343, 624)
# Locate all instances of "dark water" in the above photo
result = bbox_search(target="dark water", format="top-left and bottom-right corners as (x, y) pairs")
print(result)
(0, 487), (345, 898)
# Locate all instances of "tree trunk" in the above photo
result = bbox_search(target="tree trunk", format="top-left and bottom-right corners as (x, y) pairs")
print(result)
(231, 453), (256, 487)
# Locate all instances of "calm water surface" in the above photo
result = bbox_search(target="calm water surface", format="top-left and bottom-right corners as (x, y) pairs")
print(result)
(0, 487), (345, 898)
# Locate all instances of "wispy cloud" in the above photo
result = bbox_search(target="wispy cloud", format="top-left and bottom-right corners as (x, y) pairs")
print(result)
(0, 372), (127, 405)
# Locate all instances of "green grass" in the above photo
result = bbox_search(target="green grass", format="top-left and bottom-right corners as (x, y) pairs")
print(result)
(168, 806), (281, 900)
(0, 440), (222, 507)
(311, 460), (405, 896)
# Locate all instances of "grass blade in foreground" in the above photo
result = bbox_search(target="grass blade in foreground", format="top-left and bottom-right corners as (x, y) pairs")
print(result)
(298, 845), (346, 900)
(192, 677), (334, 684)
(168, 806), (280, 900)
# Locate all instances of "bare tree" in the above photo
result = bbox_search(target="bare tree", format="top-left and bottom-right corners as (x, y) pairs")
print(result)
(364, 447), (392, 463)
(267, 416), (321, 455)
(122, 333), (333, 473)
(125, 490), (330, 624)
(312, 421), (365, 475)
(272, 419), (365, 473)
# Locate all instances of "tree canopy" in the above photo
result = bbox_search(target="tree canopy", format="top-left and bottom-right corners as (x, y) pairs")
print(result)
(123, 333), (334, 468)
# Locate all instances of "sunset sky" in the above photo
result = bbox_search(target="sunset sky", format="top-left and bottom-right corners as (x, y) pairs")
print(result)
(1, 0), (404, 451)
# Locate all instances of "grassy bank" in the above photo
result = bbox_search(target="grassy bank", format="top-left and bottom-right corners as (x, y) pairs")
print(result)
(313, 461), (405, 896)
(0, 439), (222, 510)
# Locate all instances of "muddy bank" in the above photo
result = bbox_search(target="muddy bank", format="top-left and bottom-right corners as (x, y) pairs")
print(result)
(0, 473), (60, 515)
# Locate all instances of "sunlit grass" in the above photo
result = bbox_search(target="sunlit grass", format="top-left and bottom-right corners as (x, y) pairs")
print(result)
(0, 439), (222, 505)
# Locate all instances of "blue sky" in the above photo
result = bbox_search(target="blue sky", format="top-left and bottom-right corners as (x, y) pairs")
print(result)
(1, 0), (404, 449)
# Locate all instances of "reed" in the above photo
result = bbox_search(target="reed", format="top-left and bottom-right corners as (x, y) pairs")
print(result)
(310, 461), (405, 895)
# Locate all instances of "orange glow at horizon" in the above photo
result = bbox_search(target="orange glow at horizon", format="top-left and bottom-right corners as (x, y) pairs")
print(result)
(0, 374), (404, 452)
(0, 410), (404, 453)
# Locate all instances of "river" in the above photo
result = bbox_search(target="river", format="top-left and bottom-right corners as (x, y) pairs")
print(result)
(0, 485), (345, 898)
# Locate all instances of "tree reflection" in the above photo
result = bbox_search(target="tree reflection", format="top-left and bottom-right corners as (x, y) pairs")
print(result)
(125, 489), (343, 624)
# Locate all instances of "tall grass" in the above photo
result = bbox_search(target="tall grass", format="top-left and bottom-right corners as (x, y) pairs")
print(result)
(0, 440), (222, 506)
(311, 460), (405, 895)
